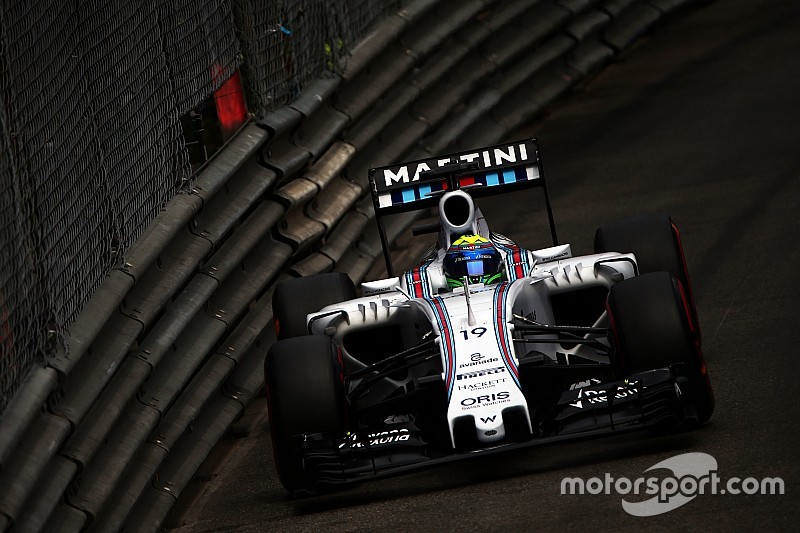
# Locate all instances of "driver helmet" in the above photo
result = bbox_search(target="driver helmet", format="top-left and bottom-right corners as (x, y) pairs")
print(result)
(443, 234), (505, 290)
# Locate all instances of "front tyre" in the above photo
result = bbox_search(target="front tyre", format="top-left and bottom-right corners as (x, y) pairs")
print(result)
(607, 272), (713, 424)
(594, 214), (700, 339)
(273, 272), (356, 339)
(265, 335), (348, 493)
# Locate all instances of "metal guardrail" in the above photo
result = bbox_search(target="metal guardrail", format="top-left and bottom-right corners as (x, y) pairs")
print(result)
(0, 0), (697, 530)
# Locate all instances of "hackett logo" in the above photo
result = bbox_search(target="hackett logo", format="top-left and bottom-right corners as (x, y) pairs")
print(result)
(382, 143), (531, 187)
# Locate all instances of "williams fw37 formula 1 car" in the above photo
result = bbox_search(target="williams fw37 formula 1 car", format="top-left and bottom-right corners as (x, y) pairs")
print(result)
(266, 139), (714, 495)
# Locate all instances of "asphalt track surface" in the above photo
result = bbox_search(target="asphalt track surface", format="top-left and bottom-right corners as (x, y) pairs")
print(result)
(174, 1), (800, 530)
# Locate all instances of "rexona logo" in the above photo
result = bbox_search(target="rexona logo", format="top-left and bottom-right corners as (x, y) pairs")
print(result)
(382, 143), (532, 187)
(460, 392), (510, 408)
(338, 428), (411, 449)
(560, 452), (785, 516)
(568, 381), (638, 409)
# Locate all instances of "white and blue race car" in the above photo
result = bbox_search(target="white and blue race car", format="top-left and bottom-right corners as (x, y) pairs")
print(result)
(266, 139), (714, 494)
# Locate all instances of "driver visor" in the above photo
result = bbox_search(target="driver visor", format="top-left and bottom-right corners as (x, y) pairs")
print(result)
(466, 260), (485, 276)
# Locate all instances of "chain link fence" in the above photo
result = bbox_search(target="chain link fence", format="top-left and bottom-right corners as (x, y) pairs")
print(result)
(0, 0), (400, 412)
(233, 0), (401, 119)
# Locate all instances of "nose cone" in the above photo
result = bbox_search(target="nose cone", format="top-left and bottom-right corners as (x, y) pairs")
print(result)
(475, 412), (506, 443)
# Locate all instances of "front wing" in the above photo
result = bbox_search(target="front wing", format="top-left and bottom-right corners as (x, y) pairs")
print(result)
(282, 367), (702, 494)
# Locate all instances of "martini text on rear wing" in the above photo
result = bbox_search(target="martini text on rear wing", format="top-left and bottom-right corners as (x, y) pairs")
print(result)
(369, 139), (547, 215)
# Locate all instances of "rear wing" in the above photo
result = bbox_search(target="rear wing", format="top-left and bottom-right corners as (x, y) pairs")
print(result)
(369, 139), (547, 213)
(368, 138), (559, 276)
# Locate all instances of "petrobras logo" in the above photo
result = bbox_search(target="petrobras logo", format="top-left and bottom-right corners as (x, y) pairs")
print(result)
(382, 142), (532, 187)
(540, 250), (570, 262)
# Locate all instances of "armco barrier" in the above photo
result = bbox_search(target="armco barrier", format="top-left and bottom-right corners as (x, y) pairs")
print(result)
(0, 0), (698, 529)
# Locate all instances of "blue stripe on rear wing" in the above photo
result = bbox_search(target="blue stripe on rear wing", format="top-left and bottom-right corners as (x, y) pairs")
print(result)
(369, 139), (544, 214)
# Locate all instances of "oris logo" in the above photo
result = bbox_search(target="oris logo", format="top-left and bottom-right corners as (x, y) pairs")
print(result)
(460, 392), (510, 406)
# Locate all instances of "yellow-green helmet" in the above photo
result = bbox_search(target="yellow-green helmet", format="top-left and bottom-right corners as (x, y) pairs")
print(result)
(443, 235), (505, 289)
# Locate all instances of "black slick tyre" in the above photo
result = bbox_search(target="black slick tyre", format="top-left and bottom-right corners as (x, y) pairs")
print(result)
(594, 214), (700, 339)
(273, 272), (356, 339)
(607, 272), (713, 424)
(265, 335), (347, 493)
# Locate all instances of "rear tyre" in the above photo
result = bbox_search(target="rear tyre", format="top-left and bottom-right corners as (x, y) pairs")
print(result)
(607, 272), (713, 424)
(273, 272), (356, 339)
(594, 214), (700, 339)
(265, 335), (347, 493)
